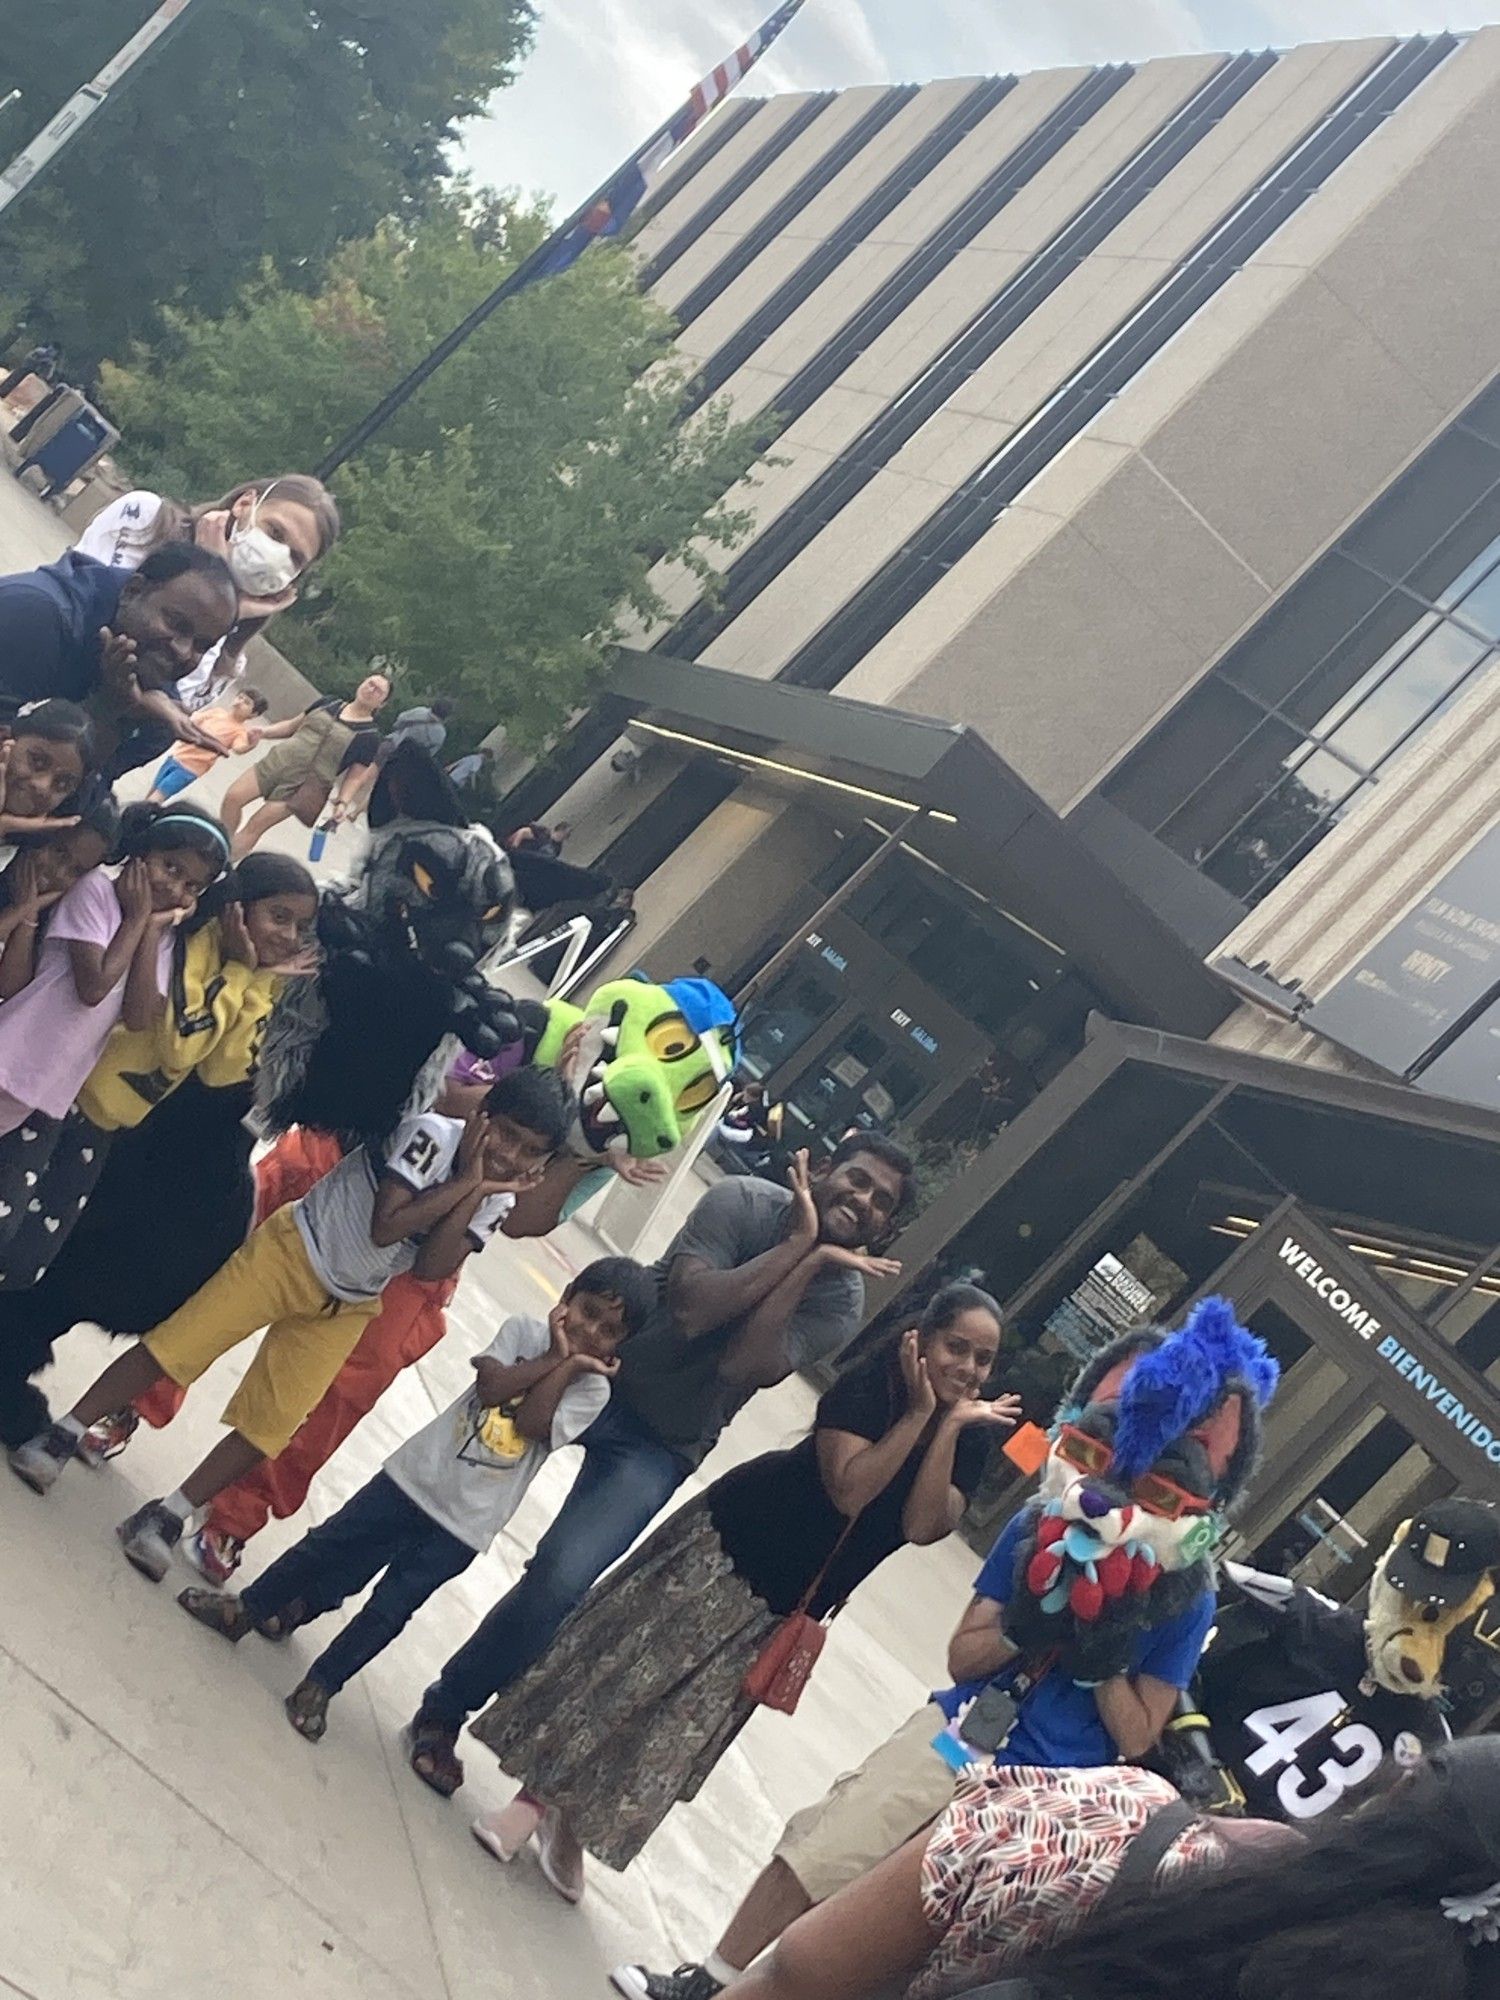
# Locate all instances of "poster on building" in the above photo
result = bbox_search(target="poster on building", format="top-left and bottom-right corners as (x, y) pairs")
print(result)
(1307, 823), (1500, 1080)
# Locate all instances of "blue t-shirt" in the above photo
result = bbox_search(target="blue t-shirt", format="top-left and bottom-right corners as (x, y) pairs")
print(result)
(933, 1512), (1216, 1769)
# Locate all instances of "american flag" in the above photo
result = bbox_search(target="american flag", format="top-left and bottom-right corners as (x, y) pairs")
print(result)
(535, 0), (809, 279)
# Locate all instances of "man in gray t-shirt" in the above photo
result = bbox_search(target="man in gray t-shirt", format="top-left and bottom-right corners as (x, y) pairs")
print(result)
(409, 1135), (914, 1784)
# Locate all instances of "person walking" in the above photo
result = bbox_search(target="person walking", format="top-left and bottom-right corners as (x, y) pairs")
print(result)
(218, 672), (391, 860)
(466, 1284), (1017, 1901)
(403, 1137), (914, 1799)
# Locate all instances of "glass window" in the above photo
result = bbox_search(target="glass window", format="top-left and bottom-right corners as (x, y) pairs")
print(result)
(1216, 554), (1389, 711)
(1200, 754), (1367, 901)
(1341, 427), (1500, 582)
(738, 971), (838, 1082)
(1447, 545), (1500, 636)
(1407, 487), (1500, 606)
(1157, 714), (1305, 863)
(1101, 372), (1500, 906)
(1277, 597), (1433, 734)
(1321, 624), (1492, 770)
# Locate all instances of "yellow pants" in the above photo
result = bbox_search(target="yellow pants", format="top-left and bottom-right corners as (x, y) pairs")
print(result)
(144, 1205), (381, 1457)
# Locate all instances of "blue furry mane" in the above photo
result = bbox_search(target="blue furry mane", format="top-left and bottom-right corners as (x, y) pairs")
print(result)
(1111, 1295), (1279, 1485)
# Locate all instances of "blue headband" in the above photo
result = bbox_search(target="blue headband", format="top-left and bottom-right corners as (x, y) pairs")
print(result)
(149, 812), (231, 871)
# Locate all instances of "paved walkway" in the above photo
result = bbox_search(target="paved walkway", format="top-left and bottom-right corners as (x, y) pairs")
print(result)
(0, 468), (976, 2000)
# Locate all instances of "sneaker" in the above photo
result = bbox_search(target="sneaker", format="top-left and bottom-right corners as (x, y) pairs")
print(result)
(182, 1524), (245, 1586)
(8, 1423), (80, 1494)
(77, 1408), (140, 1469)
(117, 1500), (185, 1581)
(611, 1966), (725, 2000)
(534, 1805), (586, 1905)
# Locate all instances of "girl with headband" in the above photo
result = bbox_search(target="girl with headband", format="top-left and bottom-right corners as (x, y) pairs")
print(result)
(0, 803), (231, 1261)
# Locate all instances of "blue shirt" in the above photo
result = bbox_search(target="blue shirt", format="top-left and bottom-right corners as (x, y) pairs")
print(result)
(933, 1513), (1216, 1769)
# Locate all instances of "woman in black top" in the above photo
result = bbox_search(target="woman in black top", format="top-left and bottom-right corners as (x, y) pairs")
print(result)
(467, 1283), (1018, 1898)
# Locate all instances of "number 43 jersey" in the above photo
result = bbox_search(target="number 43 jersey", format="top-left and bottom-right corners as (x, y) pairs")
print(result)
(1197, 1583), (1447, 1823)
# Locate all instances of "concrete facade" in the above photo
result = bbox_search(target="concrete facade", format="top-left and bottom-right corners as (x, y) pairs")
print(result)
(559, 28), (1500, 1012)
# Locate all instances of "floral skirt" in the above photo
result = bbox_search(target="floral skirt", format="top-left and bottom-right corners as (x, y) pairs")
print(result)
(469, 1493), (778, 1871)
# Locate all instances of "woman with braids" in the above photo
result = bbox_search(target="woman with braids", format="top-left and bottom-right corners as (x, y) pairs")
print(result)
(722, 1736), (1500, 2000)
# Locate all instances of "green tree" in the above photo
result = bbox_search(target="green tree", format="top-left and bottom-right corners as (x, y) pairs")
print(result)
(100, 191), (772, 745)
(0, 0), (535, 376)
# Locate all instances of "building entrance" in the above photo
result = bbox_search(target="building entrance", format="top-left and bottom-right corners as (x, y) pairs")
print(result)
(736, 912), (988, 1158)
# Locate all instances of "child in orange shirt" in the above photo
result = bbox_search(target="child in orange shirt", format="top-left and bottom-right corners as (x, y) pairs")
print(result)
(148, 686), (269, 802)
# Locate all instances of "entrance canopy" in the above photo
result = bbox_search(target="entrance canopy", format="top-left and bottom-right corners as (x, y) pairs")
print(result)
(609, 648), (1230, 1037)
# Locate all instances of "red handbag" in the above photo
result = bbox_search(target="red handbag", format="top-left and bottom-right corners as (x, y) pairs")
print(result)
(742, 1515), (861, 1715)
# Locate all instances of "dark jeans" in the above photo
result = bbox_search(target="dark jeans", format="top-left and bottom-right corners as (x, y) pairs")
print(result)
(242, 1471), (476, 1696)
(416, 1396), (688, 1730)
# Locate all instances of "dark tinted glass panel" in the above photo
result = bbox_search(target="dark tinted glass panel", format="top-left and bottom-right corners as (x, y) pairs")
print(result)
(1107, 679), (1269, 832)
(1407, 485), (1500, 605)
(1212, 555), (1390, 710)
(1157, 714), (1304, 861)
(738, 971), (837, 1080)
(1200, 759), (1366, 900)
(1276, 595), (1432, 733)
(1341, 426), (1500, 581)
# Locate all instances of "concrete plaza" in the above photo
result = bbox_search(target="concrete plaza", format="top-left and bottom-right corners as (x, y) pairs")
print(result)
(0, 471), (975, 2000)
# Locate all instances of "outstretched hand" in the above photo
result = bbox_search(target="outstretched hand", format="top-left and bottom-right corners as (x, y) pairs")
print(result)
(947, 1391), (1023, 1432)
(820, 1245), (903, 1281)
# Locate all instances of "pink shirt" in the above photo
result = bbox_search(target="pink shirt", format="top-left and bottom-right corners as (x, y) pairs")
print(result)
(0, 869), (172, 1120)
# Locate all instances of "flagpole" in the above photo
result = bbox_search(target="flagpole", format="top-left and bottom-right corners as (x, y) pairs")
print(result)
(313, 0), (807, 481)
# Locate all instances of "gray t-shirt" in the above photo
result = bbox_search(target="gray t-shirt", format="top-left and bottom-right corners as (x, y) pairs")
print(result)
(616, 1177), (864, 1466)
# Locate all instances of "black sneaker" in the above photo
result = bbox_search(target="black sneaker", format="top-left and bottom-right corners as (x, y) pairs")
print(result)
(8, 1422), (81, 1493)
(117, 1500), (185, 1581)
(611, 1966), (725, 2000)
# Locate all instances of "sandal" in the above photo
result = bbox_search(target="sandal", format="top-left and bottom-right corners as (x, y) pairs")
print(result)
(177, 1587), (255, 1642)
(284, 1680), (331, 1743)
(405, 1718), (465, 1797)
(256, 1598), (308, 1642)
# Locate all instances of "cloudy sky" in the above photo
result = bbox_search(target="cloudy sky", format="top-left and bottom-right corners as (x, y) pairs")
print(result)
(460, 0), (1482, 210)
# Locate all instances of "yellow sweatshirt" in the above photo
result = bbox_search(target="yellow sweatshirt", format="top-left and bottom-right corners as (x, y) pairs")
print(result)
(77, 923), (282, 1132)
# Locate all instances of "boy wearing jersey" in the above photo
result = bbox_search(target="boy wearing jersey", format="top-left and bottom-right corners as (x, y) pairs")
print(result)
(11, 1068), (576, 1581)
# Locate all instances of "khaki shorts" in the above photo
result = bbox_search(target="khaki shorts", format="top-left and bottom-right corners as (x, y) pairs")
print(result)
(774, 1701), (957, 1904)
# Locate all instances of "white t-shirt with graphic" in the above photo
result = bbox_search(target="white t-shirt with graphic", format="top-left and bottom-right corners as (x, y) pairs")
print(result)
(384, 1314), (610, 1551)
(292, 1111), (512, 1304)
(74, 489), (235, 706)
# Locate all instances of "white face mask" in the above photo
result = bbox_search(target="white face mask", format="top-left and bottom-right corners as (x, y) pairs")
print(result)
(227, 488), (300, 599)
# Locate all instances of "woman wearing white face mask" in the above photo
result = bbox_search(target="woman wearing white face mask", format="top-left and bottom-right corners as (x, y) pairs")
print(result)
(74, 474), (341, 711)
